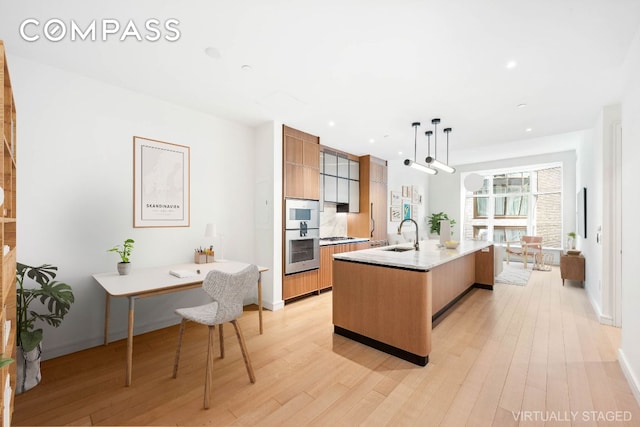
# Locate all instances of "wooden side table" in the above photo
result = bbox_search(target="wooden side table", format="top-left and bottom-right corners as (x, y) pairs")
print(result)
(560, 254), (585, 286)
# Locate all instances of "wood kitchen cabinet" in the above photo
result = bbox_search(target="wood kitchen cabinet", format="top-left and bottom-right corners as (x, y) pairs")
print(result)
(283, 269), (319, 300)
(347, 155), (388, 241)
(283, 125), (320, 200)
(319, 241), (370, 291)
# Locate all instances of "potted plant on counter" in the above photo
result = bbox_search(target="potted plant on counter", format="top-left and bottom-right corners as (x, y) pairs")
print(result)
(428, 212), (456, 236)
(108, 238), (134, 275)
(16, 263), (74, 394)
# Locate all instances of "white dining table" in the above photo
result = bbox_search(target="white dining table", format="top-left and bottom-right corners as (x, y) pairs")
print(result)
(92, 261), (268, 386)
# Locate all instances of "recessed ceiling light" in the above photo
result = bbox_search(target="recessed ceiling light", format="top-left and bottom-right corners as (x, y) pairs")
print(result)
(369, 139), (375, 143)
(517, 103), (527, 108)
(525, 128), (532, 132)
(506, 60), (517, 69)
(398, 151), (403, 156)
(328, 121), (335, 127)
(204, 47), (221, 59)
(241, 64), (252, 72)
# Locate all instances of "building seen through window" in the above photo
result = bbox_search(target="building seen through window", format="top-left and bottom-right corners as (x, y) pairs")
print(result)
(463, 165), (562, 248)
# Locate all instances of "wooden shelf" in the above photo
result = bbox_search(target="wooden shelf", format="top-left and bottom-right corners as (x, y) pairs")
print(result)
(1, 39), (17, 426)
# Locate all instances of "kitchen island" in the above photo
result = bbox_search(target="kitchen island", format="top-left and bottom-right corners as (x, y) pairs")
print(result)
(332, 239), (494, 366)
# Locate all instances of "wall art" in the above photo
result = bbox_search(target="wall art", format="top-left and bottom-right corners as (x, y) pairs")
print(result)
(134, 136), (190, 227)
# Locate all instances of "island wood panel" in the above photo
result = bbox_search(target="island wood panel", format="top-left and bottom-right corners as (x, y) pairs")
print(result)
(475, 244), (495, 287)
(332, 260), (431, 357)
(283, 269), (319, 300)
(430, 252), (476, 315)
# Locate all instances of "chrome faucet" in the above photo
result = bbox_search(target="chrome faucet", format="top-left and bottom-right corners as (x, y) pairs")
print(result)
(398, 218), (420, 251)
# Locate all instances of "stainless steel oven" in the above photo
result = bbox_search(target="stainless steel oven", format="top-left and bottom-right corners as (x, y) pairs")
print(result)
(285, 199), (320, 274)
(285, 228), (320, 274)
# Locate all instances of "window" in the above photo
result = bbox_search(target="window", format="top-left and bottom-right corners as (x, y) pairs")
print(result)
(463, 165), (562, 248)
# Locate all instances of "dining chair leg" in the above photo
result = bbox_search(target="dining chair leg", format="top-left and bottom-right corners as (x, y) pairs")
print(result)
(219, 323), (224, 358)
(231, 319), (255, 383)
(204, 325), (215, 409)
(172, 318), (187, 378)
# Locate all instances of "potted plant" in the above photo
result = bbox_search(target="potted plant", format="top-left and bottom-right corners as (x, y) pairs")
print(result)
(16, 263), (74, 394)
(428, 212), (456, 236)
(108, 238), (134, 275)
(567, 231), (577, 250)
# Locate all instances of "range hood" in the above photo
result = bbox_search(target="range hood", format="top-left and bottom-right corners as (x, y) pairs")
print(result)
(336, 203), (350, 213)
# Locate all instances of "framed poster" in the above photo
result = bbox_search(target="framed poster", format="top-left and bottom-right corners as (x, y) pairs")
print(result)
(577, 187), (587, 238)
(403, 202), (411, 220)
(412, 186), (421, 204)
(391, 191), (401, 206)
(134, 136), (190, 227)
(390, 206), (402, 222)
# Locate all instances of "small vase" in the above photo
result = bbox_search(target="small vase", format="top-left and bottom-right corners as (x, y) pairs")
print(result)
(117, 262), (132, 275)
(439, 220), (451, 245)
(16, 343), (42, 394)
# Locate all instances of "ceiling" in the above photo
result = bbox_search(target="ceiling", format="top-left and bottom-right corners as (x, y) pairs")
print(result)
(1, 0), (639, 165)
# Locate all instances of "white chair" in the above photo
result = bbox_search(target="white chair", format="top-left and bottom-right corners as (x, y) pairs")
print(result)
(172, 264), (259, 409)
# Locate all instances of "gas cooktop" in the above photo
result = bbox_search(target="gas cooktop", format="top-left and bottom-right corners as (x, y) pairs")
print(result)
(320, 236), (355, 241)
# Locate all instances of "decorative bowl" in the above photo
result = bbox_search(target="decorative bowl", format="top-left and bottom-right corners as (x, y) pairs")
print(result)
(567, 250), (581, 256)
(444, 240), (459, 249)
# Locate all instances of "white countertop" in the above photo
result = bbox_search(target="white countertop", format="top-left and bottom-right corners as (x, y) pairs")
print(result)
(319, 237), (370, 246)
(332, 239), (493, 271)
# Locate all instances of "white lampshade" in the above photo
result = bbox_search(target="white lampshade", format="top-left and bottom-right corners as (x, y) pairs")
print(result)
(204, 223), (216, 238)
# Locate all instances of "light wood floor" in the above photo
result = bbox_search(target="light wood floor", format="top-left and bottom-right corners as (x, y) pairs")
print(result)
(13, 267), (640, 426)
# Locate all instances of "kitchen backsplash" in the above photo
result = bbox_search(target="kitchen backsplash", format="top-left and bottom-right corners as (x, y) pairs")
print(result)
(320, 204), (347, 237)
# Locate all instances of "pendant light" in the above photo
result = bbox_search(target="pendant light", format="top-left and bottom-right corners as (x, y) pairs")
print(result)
(404, 122), (437, 175)
(425, 118), (456, 174)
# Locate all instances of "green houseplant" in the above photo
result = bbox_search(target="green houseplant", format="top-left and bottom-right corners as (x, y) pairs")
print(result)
(16, 262), (74, 393)
(428, 212), (456, 236)
(108, 238), (134, 275)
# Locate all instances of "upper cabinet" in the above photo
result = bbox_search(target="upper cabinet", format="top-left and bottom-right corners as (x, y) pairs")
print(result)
(320, 148), (359, 212)
(347, 155), (387, 241)
(283, 125), (320, 200)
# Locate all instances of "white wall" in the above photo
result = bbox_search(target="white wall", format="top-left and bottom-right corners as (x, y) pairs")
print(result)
(577, 105), (621, 325)
(386, 158), (430, 243)
(11, 55), (259, 359)
(428, 147), (579, 250)
(254, 121), (283, 310)
(619, 27), (640, 405)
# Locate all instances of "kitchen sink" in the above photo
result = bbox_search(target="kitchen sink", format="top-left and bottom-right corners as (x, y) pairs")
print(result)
(382, 247), (415, 252)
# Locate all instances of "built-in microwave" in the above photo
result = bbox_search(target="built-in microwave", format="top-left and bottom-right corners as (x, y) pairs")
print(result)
(285, 199), (319, 230)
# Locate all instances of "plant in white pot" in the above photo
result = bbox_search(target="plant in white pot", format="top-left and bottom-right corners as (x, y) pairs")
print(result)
(16, 263), (74, 394)
(108, 238), (134, 275)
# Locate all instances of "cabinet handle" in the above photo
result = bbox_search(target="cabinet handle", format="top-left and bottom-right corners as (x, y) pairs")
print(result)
(370, 202), (375, 238)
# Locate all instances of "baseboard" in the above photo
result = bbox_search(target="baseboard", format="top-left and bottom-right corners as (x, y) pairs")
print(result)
(41, 299), (281, 361)
(584, 284), (613, 325)
(41, 315), (182, 361)
(263, 299), (284, 311)
(618, 348), (640, 407)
